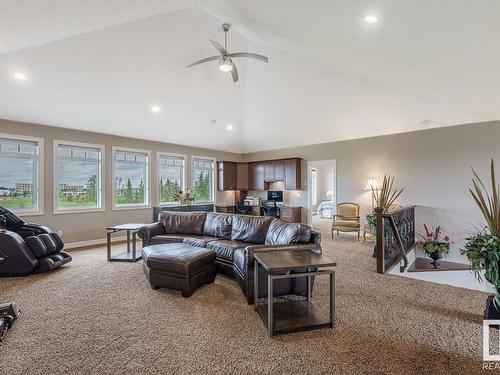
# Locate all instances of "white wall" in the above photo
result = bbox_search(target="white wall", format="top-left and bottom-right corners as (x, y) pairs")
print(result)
(241, 42), (487, 153)
(315, 164), (335, 203)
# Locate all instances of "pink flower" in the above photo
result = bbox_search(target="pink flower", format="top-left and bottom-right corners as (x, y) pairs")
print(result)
(444, 236), (449, 241)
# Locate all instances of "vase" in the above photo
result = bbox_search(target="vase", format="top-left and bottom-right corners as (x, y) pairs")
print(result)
(427, 251), (442, 268)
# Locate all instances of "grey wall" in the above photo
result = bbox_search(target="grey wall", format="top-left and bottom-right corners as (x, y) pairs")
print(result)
(2, 118), (499, 261)
(242, 121), (500, 262)
(0, 119), (241, 243)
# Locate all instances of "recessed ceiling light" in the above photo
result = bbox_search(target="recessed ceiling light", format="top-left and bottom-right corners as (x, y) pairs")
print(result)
(226, 124), (233, 130)
(13, 72), (27, 81)
(151, 105), (160, 113)
(364, 15), (379, 24)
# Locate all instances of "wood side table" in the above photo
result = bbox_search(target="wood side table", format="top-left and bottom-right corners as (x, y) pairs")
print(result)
(253, 250), (337, 337)
(106, 223), (146, 262)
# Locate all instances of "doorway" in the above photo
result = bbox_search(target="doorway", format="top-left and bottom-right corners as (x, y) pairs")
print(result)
(307, 160), (336, 231)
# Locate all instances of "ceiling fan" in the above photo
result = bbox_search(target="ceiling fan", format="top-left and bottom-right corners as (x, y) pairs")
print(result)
(186, 23), (268, 83)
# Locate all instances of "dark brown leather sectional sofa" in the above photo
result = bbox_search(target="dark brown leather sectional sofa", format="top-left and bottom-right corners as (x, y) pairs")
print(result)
(138, 211), (322, 303)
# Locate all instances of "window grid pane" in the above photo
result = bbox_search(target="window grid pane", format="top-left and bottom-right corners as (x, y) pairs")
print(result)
(159, 155), (185, 204)
(192, 158), (214, 202)
(114, 150), (149, 206)
(57, 143), (102, 210)
(0, 138), (39, 212)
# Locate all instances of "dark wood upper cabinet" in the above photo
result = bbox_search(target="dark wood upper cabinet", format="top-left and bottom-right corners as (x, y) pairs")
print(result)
(264, 162), (275, 181)
(246, 158), (301, 190)
(249, 162), (266, 190)
(274, 160), (284, 181)
(236, 163), (249, 190)
(217, 161), (237, 191)
(284, 158), (302, 190)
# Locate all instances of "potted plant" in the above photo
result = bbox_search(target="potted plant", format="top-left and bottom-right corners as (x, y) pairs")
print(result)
(419, 224), (451, 267)
(174, 190), (183, 206)
(461, 159), (500, 316)
(371, 175), (404, 257)
(182, 189), (196, 206)
(371, 175), (404, 213)
(173, 190), (196, 206)
(366, 209), (376, 236)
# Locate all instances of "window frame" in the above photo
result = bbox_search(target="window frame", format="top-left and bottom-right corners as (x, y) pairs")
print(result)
(0, 133), (44, 216)
(311, 167), (318, 205)
(191, 155), (216, 204)
(53, 140), (105, 214)
(157, 151), (187, 206)
(112, 146), (151, 210)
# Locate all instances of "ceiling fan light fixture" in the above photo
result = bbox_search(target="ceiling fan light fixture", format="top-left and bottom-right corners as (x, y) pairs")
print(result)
(219, 56), (233, 72)
(186, 22), (267, 83)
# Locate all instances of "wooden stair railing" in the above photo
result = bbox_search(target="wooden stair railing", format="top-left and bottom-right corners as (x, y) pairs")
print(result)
(376, 206), (416, 273)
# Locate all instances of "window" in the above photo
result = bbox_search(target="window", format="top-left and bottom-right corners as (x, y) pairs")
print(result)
(54, 141), (104, 213)
(192, 157), (215, 203)
(113, 147), (149, 208)
(0, 134), (43, 214)
(158, 153), (185, 205)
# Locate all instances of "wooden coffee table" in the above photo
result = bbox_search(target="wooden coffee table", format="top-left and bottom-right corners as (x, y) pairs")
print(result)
(106, 223), (147, 262)
(253, 249), (337, 337)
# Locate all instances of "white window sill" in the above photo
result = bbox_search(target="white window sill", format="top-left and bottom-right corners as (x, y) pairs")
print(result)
(53, 207), (105, 215)
(16, 211), (44, 217)
(112, 205), (152, 211)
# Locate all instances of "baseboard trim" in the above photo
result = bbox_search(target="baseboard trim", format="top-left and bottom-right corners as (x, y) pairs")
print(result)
(65, 235), (138, 250)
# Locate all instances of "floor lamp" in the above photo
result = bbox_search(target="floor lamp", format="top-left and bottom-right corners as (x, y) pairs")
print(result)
(365, 178), (378, 208)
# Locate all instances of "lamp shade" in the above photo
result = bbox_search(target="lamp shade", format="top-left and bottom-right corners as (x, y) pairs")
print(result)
(365, 178), (378, 191)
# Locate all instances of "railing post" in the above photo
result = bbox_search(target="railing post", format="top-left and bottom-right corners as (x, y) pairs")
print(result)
(375, 207), (384, 273)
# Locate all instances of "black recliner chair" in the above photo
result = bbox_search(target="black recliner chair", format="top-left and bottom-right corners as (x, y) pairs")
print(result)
(0, 207), (71, 276)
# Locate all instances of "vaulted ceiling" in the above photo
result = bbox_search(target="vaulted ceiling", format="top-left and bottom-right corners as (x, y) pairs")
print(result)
(0, 0), (498, 152)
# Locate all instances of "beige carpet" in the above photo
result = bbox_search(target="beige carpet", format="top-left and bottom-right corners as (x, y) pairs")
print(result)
(0, 222), (490, 374)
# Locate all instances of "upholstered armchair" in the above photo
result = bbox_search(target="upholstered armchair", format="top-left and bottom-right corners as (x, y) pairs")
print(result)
(331, 202), (360, 239)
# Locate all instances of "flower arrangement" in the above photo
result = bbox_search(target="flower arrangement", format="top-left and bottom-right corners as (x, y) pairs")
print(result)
(461, 159), (500, 308)
(462, 231), (500, 288)
(419, 224), (451, 266)
(174, 189), (196, 205)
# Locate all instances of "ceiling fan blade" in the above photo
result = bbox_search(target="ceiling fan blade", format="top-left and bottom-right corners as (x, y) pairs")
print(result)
(231, 62), (239, 83)
(229, 52), (268, 63)
(209, 39), (228, 55)
(185, 55), (220, 68)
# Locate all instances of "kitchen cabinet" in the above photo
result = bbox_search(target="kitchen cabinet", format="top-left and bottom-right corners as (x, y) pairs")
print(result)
(264, 162), (275, 181)
(280, 207), (302, 223)
(284, 158), (302, 190)
(217, 161), (237, 191)
(216, 206), (235, 214)
(273, 160), (284, 181)
(236, 163), (249, 190)
(249, 162), (267, 190)
(246, 158), (301, 190)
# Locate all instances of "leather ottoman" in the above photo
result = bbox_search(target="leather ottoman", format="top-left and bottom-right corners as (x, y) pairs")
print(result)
(142, 243), (216, 298)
